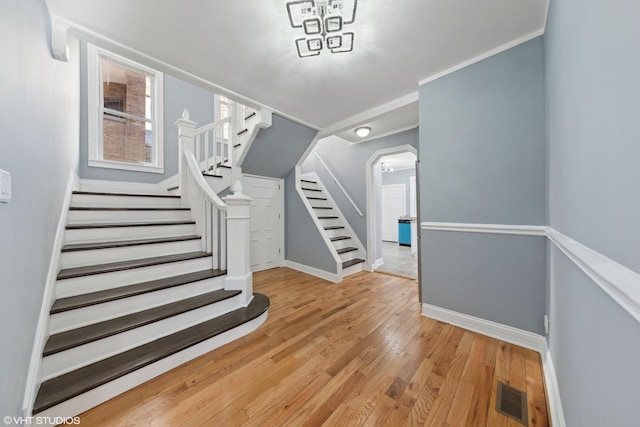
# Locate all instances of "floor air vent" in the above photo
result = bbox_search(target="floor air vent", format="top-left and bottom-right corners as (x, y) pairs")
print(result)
(496, 382), (528, 425)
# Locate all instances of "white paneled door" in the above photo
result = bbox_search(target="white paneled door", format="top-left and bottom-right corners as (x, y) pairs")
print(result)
(242, 175), (283, 272)
(381, 184), (406, 242)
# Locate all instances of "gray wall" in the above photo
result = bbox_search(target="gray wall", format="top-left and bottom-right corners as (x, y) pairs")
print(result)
(419, 37), (546, 334)
(304, 128), (418, 248)
(284, 170), (337, 273)
(242, 114), (318, 179)
(78, 42), (216, 183)
(0, 0), (80, 417)
(381, 168), (415, 216)
(545, 0), (640, 425)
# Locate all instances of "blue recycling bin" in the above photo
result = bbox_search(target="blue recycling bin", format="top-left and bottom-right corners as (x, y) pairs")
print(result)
(398, 219), (411, 246)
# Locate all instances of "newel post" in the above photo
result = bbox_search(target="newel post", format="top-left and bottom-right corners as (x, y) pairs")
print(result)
(222, 181), (253, 306)
(175, 109), (197, 203)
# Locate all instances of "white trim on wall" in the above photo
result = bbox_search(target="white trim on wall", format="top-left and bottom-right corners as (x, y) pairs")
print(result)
(418, 29), (545, 86)
(421, 222), (547, 236)
(421, 221), (640, 325)
(546, 228), (640, 325)
(284, 260), (339, 283)
(23, 172), (76, 416)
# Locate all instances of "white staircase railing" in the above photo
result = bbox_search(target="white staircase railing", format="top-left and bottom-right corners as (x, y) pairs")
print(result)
(194, 117), (232, 177)
(176, 109), (254, 305)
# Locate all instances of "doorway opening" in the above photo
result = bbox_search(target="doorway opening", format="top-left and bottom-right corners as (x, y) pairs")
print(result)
(366, 145), (418, 279)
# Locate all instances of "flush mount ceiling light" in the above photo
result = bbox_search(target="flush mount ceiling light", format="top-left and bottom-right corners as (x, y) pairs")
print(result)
(287, 0), (357, 58)
(355, 126), (371, 138)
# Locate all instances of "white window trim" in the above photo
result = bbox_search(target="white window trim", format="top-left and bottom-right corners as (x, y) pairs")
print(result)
(87, 44), (164, 174)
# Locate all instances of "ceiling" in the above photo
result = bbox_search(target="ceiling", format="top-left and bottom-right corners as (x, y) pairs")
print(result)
(46, 0), (548, 130)
(380, 152), (417, 171)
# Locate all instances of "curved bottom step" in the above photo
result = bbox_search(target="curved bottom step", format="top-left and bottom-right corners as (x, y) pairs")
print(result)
(33, 294), (269, 417)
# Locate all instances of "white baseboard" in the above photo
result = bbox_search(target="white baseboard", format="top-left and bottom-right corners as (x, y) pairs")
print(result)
(541, 343), (566, 427)
(284, 260), (338, 283)
(421, 303), (546, 352)
(78, 178), (168, 195)
(23, 172), (76, 416)
(421, 303), (565, 427)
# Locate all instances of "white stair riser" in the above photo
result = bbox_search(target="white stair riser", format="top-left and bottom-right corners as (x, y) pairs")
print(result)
(300, 181), (319, 190)
(331, 239), (354, 250)
(68, 209), (192, 224)
(324, 228), (348, 238)
(202, 173), (231, 194)
(339, 251), (359, 262)
(60, 239), (203, 269)
(64, 223), (197, 245)
(71, 194), (183, 209)
(317, 218), (342, 227)
(49, 276), (225, 334)
(302, 189), (323, 197)
(56, 256), (213, 298)
(343, 262), (364, 277)
(307, 199), (331, 208)
(35, 312), (268, 421)
(41, 294), (242, 381)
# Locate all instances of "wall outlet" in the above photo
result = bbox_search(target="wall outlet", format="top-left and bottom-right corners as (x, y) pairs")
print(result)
(544, 314), (549, 334)
(0, 169), (11, 203)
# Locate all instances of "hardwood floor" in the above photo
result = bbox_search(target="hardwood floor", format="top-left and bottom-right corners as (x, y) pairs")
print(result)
(78, 268), (549, 426)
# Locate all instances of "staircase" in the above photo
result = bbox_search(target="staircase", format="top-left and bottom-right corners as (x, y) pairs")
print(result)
(27, 103), (272, 419)
(299, 176), (366, 279)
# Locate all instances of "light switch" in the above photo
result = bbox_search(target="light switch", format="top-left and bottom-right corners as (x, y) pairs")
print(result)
(0, 169), (11, 203)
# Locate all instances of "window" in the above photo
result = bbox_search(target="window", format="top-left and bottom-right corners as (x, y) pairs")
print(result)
(87, 44), (164, 173)
(215, 94), (231, 141)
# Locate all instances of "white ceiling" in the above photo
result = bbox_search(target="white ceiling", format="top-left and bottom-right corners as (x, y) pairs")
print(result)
(46, 0), (548, 130)
(380, 152), (417, 171)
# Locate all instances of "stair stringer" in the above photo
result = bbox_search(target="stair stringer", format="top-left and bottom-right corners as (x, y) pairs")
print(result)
(307, 173), (367, 277)
(35, 311), (267, 421)
(295, 169), (366, 282)
(23, 181), (267, 419)
(235, 108), (273, 167)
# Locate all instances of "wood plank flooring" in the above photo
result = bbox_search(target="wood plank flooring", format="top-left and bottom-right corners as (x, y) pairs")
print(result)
(77, 268), (549, 426)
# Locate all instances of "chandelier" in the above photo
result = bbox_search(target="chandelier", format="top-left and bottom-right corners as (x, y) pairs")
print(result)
(286, 0), (358, 58)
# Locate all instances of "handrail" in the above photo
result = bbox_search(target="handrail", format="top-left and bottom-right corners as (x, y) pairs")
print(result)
(194, 117), (231, 135)
(314, 152), (364, 217)
(185, 151), (227, 211)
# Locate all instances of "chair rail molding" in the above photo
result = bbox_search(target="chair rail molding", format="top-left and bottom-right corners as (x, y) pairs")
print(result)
(420, 221), (640, 325)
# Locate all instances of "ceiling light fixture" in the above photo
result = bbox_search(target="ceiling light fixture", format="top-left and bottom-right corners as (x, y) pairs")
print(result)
(355, 126), (371, 138)
(286, 0), (358, 58)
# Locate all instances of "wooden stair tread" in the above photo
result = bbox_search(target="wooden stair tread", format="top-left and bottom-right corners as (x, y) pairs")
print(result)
(312, 206), (332, 210)
(233, 143), (241, 148)
(301, 188), (321, 192)
(307, 197), (327, 200)
(318, 216), (339, 219)
(337, 247), (358, 254)
(33, 294), (270, 414)
(324, 226), (345, 230)
(202, 173), (223, 178)
(342, 258), (365, 269)
(62, 235), (201, 252)
(166, 186), (179, 191)
(57, 252), (211, 280)
(51, 270), (226, 314)
(44, 289), (241, 356)
(70, 207), (189, 211)
(301, 179), (316, 184)
(330, 236), (351, 241)
(72, 191), (179, 199)
(66, 220), (195, 230)
(244, 112), (256, 120)
(237, 129), (248, 136)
